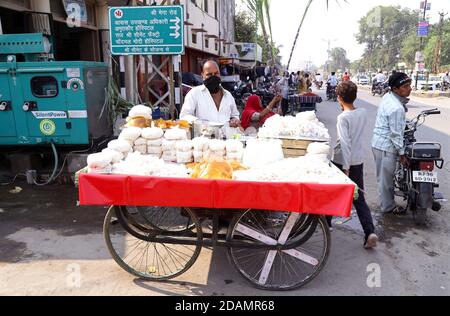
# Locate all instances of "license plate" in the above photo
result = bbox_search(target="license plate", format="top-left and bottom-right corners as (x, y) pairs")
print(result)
(413, 171), (438, 184)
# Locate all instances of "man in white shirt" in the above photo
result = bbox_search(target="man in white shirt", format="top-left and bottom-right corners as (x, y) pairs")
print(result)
(443, 72), (450, 84)
(180, 60), (240, 127)
(375, 71), (387, 83)
(372, 71), (387, 93)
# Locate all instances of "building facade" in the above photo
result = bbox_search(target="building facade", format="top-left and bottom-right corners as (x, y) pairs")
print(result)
(0, 0), (235, 74)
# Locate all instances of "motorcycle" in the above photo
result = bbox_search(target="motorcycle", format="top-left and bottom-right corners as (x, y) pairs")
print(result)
(326, 83), (337, 102)
(372, 80), (390, 97)
(394, 108), (446, 225)
(232, 79), (253, 112)
(440, 81), (450, 92)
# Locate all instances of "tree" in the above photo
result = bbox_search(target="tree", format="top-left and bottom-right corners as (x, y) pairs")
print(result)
(235, 11), (257, 43)
(286, 0), (346, 70)
(356, 6), (419, 71)
(244, 0), (276, 64)
(424, 19), (450, 72)
(234, 10), (279, 63)
(329, 47), (350, 72)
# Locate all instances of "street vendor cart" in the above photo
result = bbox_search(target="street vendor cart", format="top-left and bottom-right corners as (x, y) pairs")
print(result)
(78, 173), (355, 291)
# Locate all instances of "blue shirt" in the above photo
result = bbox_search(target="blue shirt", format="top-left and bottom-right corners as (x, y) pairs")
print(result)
(372, 92), (406, 155)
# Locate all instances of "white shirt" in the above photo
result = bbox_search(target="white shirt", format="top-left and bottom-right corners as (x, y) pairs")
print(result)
(443, 75), (450, 83)
(316, 75), (323, 82)
(277, 77), (289, 99)
(375, 73), (386, 83)
(328, 75), (338, 87)
(180, 85), (240, 125)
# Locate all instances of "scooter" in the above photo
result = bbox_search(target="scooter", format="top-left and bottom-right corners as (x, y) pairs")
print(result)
(394, 109), (446, 225)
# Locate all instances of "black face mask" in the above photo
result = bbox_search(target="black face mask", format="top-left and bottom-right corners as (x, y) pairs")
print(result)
(204, 75), (222, 94)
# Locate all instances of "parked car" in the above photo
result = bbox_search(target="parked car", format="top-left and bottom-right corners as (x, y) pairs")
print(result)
(412, 74), (442, 91)
(352, 74), (370, 85)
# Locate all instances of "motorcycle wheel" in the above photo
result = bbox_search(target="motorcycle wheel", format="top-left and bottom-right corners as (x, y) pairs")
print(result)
(413, 208), (427, 226)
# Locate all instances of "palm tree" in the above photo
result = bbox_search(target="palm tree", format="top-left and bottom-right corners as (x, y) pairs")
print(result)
(245, 0), (276, 64)
(286, 0), (346, 70)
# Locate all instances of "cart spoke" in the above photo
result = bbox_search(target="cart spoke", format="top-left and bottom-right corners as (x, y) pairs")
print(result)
(282, 249), (319, 266)
(258, 251), (277, 285)
(235, 224), (277, 245)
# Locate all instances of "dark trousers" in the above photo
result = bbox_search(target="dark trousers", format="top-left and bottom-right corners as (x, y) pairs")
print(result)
(327, 163), (375, 237)
(281, 98), (289, 116)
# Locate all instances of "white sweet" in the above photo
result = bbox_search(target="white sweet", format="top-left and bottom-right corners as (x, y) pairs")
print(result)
(133, 145), (147, 155)
(242, 139), (284, 168)
(134, 137), (147, 146)
(142, 127), (164, 140)
(129, 105), (152, 119)
(192, 137), (210, 152)
(147, 138), (163, 147)
(226, 151), (243, 161)
(175, 140), (193, 152)
(102, 148), (124, 164)
(209, 150), (225, 159)
(88, 165), (112, 174)
(87, 153), (112, 169)
(148, 146), (163, 155)
(164, 127), (188, 140)
(154, 163), (189, 178)
(148, 153), (162, 159)
(119, 127), (142, 141)
(162, 152), (177, 162)
(176, 151), (193, 164)
(225, 139), (244, 153)
(193, 151), (204, 163)
(296, 111), (317, 122)
(258, 113), (330, 140)
(162, 139), (176, 151)
(108, 139), (133, 153)
(208, 140), (226, 152)
(307, 142), (331, 155)
(234, 156), (352, 184)
(112, 153), (164, 176)
(118, 135), (134, 147)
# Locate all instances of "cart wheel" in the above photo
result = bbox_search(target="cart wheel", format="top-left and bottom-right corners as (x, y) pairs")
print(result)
(104, 206), (203, 281)
(133, 206), (196, 232)
(227, 210), (330, 291)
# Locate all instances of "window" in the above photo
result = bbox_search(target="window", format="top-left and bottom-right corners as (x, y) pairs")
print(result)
(204, 0), (208, 13)
(192, 33), (197, 44)
(215, 42), (218, 51)
(214, 0), (218, 19)
(205, 38), (209, 48)
(31, 76), (58, 98)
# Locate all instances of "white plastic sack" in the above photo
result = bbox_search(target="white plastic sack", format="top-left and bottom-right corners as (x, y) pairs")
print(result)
(87, 152), (112, 169)
(142, 127), (164, 140)
(108, 139), (133, 153)
(129, 105), (152, 119)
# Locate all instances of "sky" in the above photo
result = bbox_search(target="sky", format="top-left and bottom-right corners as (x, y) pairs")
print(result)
(237, 0), (450, 71)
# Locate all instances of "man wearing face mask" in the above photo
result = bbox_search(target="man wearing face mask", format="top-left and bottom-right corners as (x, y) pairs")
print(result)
(180, 60), (240, 128)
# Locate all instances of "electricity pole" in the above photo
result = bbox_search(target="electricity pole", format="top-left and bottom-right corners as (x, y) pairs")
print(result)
(415, 0), (428, 90)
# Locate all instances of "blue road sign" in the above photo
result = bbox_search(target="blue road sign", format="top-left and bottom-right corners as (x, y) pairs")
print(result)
(109, 6), (184, 55)
(417, 21), (429, 37)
